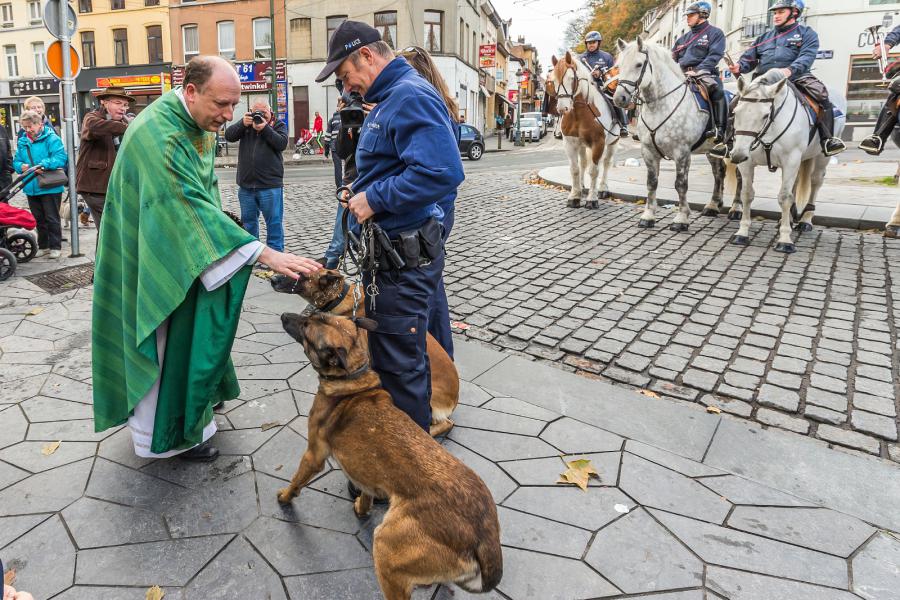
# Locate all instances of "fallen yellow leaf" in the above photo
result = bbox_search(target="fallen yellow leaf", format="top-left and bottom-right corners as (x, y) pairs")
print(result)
(639, 389), (660, 399)
(261, 421), (280, 431)
(556, 458), (600, 491)
(706, 406), (722, 414)
(4, 567), (16, 585)
(26, 307), (44, 316)
(41, 441), (61, 455)
(146, 585), (165, 600)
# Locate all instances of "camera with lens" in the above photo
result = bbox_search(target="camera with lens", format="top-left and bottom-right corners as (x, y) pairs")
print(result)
(251, 111), (266, 125)
(339, 92), (365, 129)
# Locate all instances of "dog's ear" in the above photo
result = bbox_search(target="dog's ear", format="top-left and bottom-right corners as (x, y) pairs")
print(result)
(320, 270), (343, 289)
(354, 317), (378, 332)
(331, 347), (349, 371)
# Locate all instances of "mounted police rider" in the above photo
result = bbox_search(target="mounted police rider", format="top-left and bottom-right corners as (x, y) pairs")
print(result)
(580, 30), (630, 137)
(714, 0), (845, 159)
(672, 2), (727, 145)
(859, 24), (900, 154)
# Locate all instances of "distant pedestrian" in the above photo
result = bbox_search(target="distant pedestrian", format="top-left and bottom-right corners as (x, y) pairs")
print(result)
(323, 105), (342, 188)
(13, 110), (67, 259)
(0, 126), (13, 190)
(224, 99), (288, 254)
(75, 86), (134, 234)
(504, 112), (513, 139)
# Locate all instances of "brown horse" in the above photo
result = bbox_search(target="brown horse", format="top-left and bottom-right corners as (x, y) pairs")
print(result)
(548, 52), (620, 208)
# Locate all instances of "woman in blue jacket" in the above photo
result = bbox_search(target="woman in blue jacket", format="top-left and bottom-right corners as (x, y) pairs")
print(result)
(13, 110), (67, 258)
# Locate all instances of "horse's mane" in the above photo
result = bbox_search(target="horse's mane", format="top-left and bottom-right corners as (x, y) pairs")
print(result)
(619, 39), (685, 81)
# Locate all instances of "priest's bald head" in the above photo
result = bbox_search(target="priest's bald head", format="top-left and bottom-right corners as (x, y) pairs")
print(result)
(183, 56), (241, 132)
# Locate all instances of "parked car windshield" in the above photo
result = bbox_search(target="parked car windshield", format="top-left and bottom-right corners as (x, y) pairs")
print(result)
(519, 118), (539, 127)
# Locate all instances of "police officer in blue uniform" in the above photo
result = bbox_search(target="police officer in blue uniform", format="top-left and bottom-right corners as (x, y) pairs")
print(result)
(580, 30), (630, 137)
(315, 21), (464, 433)
(860, 24), (900, 154)
(717, 0), (845, 158)
(672, 2), (727, 145)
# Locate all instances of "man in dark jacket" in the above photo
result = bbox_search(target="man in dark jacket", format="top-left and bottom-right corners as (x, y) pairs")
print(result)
(721, 0), (845, 157)
(860, 23), (900, 154)
(318, 21), (464, 433)
(580, 30), (629, 137)
(0, 126), (12, 190)
(673, 2), (727, 145)
(224, 99), (288, 252)
(75, 86), (134, 232)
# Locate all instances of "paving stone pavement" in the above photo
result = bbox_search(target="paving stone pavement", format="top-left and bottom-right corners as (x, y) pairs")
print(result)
(1, 273), (899, 599)
(217, 173), (900, 461)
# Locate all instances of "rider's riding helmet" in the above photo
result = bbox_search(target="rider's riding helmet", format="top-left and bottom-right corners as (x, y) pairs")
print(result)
(684, 2), (712, 18)
(768, 0), (804, 18)
(585, 31), (602, 44)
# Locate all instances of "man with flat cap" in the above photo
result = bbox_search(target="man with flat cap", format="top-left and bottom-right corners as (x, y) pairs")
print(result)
(92, 56), (320, 461)
(316, 22), (464, 434)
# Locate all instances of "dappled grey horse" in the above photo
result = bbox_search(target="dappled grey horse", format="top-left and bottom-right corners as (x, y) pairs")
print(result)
(726, 71), (847, 253)
(613, 37), (739, 231)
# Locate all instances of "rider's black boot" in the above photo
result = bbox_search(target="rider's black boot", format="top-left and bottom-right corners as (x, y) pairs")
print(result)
(712, 94), (729, 144)
(616, 106), (630, 138)
(859, 96), (899, 155)
(817, 102), (846, 156)
(708, 96), (738, 159)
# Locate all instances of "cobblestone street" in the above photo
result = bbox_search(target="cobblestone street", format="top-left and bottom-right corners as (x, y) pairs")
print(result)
(224, 171), (900, 461)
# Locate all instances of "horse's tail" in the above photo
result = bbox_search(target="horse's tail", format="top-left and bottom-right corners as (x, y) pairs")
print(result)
(724, 160), (739, 198)
(795, 158), (814, 216)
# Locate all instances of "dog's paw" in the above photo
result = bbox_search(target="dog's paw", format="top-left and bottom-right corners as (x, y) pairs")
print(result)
(353, 495), (373, 518)
(276, 488), (295, 504)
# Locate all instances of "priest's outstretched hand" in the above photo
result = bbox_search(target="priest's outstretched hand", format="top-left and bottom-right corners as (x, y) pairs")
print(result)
(258, 247), (321, 279)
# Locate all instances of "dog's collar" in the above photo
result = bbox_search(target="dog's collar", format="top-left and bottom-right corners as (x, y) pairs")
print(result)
(317, 282), (351, 313)
(317, 361), (372, 382)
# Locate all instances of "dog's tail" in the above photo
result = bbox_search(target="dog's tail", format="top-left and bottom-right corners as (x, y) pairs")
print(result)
(470, 537), (503, 593)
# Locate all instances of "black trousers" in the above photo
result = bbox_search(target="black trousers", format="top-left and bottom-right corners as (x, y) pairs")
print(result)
(82, 192), (105, 237)
(330, 153), (342, 189)
(27, 193), (62, 250)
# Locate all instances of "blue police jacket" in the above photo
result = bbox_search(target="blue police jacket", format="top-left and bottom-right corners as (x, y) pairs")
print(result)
(738, 23), (818, 80)
(352, 57), (464, 237)
(580, 49), (615, 74)
(672, 22), (725, 75)
(884, 24), (900, 48)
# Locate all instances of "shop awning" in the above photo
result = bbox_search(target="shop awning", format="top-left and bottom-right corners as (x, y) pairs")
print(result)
(496, 93), (515, 108)
(479, 85), (490, 97)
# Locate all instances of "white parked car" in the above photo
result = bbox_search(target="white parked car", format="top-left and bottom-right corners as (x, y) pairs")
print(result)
(513, 118), (542, 143)
(523, 112), (547, 137)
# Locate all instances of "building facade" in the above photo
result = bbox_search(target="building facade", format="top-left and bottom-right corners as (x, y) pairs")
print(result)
(74, 0), (173, 116)
(509, 36), (539, 113)
(642, 0), (900, 140)
(0, 0), (58, 135)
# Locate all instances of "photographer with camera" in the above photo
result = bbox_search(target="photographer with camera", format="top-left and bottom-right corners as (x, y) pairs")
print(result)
(316, 21), (464, 433)
(224, 99), (288, 254)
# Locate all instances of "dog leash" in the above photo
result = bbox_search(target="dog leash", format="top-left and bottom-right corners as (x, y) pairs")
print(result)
(337, 186), (378, 315)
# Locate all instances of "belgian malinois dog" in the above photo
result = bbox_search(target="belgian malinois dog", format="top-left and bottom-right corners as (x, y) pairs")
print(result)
(277, 311), (502, 599)
(271, 270), (458, 436)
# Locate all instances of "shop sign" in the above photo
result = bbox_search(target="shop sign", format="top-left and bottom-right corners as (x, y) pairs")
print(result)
(10, 78), (59, 96)
(96, 74), (171, 88)
(508, 89), (519, 104)
(479, 44), (496, 69)
(171, 65), (185, 87)
(234, 60), (287, 90)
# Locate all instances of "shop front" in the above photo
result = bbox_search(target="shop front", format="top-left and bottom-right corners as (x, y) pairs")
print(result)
(0, 78), (61, 137)
(75, 64), (172, 118)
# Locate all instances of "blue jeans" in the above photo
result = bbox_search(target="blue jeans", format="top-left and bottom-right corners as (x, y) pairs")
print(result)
(238, 187), (284, 252)
(324, 203), (346, 269)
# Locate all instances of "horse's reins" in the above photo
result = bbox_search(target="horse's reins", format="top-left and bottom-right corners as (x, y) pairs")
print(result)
(733, 83), (799, 173)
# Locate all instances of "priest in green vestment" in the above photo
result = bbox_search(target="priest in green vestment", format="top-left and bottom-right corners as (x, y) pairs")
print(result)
(92, 56), (320, 461)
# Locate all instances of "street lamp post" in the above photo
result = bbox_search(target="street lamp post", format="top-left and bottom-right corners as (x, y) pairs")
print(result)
(515, 67), (524, 147)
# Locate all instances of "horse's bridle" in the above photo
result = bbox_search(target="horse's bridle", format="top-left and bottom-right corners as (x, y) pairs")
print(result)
(617, 48), (653, 107)
(555, 64), (589, 102)
(733, 86), (798, 173)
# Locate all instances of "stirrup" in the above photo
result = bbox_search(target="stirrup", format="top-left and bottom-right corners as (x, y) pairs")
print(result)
(708, 143), (729, 159)
(619, 127), (630, 138)
(859, 135), (884, 156)
(823, 138), (846, 157)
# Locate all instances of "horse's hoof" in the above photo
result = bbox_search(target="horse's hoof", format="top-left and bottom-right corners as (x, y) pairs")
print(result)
(638, 219), (655, 228)
(585, 200), (599, 209)
(567, 199), (582, 208)
(728, 211), (743, 221)
(775, 242), (796, 254)
(669, 222), (689, 232)
(885, 225), (900, 239)
(796, 222), (813, 233)
(701, 207), (719, 217)
(598, 191), (610, 199)
(731, 234), (750, 246)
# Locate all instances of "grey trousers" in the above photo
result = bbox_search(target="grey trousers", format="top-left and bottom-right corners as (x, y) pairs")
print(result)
(81, 193), (105, 237)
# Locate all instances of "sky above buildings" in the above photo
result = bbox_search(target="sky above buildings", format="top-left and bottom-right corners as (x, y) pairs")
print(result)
(492, 0), (587, 66)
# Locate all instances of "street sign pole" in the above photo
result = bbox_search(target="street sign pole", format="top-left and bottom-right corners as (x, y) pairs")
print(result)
(57, 0), (80, 257)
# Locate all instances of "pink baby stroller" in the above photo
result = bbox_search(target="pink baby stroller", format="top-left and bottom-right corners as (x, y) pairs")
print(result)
(0, 167), (40, 281)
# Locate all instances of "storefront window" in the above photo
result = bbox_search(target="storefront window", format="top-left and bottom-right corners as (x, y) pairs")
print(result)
(374, 11), (397, 49)
(81, 31), (95, 67)
(147, 25), (162, 63)
(424, 11), (442, 53)
(183, 24), (199, 62)
(113, 28), (128, 66)
(32, 42), (46, 76)
(847, 55), (890, 123)
(218, 21), (235, 60)
(253, 18), (272, 59)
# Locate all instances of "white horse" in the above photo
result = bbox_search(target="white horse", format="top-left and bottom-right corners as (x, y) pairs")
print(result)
(726, 71), (847, 253)
(549, 52), (620, 208)
(613, 37), (738, 230)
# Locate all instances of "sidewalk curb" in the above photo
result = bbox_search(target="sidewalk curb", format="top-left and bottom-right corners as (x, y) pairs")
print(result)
(537, 167), (892, 231)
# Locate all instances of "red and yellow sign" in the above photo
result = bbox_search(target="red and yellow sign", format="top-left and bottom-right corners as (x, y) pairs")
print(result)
(479, 44), (496, 69)
(95, 74), (171, 88)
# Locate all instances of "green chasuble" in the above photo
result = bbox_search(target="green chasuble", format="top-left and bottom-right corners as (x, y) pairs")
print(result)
(92, 91), (257, 453)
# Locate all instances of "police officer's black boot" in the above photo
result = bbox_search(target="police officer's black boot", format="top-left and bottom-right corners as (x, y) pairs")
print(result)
(817, 102), (846, 156)
(616, 106), (630, 138)
(712, 93), (729, 144)
(859, 97), (899, 155)
(708, 97), (737, 159)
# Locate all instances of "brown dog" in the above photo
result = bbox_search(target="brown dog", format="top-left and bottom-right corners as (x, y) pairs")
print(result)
(276, 311), (502, 599)
(271, 270), (458, 437)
